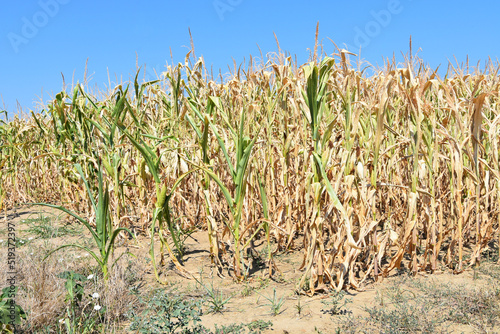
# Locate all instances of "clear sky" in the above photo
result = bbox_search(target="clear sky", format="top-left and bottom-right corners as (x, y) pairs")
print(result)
(1, 0), (499, 117)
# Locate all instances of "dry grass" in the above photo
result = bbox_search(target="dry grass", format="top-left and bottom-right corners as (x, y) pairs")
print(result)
(13, 244), (68, 330)
(335, 273), (500, 333)
(0, 211), (144, 332)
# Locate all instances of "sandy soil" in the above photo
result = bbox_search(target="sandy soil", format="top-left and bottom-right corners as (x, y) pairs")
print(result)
(1, 206), (498, 333)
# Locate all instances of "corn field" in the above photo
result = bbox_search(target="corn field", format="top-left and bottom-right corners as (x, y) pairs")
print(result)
(1, 49), (499, 295)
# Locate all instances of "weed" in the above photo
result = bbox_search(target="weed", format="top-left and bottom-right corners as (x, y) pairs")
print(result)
(57, 270), (105, 334)
(256, 277), (270, 291)
(214, 323), (246, 334)
(214, 320), (272, 334)
(476, 262), (500, 280)
(257, 288), (286, 316)
(14, 237), (30, 248)
(321, 290), (352, 316)
(314, 327), (328, 334)
(0, 236), (31, 248)
(246, 319), (273, 332)
(336, 276), (500, 333)
(129, 288), (207, 334)
(295, 294), (304, 316)
(241, 282), (254, 297)
(364, 301), (443, 334)
(194, 276), (232, 314)
(25, 214), (79, 239)
(413, 280), (500, 330)
(363, 280), (446, 333)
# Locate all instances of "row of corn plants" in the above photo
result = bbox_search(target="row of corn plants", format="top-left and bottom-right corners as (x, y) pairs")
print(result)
(1, 48), (499, 294)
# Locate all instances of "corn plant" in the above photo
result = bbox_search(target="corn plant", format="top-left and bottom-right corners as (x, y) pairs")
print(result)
(83, 85), (131, 226)
(186, 95), (263, 279)
(115, 75), (200, 280)
(117, 121), (194, 280)
(185, 95), (221, 267)
(298, 57), (358, 293)
(36, 163), (134, 280)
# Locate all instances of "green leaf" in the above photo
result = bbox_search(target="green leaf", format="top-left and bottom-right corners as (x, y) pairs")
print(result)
(57, 270), (87, 282)
(75, 164), (97, 212)
(95, 164), (110, 251)
(104, 227), (135, 264)
(119, 126), (161, 184)
(0, 296), (26, 325)
(312, 152), (359, 249)
(257, 172), (269, 219)
(209, 122), (236, 178)
(184, 160), (234, 213)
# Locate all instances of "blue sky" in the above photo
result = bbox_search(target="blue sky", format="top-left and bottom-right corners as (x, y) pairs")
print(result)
(1, 0), (499, 117)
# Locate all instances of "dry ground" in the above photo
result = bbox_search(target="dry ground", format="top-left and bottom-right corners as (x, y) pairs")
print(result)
(1, 206), (499, 333)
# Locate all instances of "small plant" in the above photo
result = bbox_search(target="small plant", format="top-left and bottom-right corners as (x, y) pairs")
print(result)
(194, 276), (232, 314)
(376, 290), (384, 307)
(314, 327), (326, 334)
(35, 163), (135, 280)
(14, 237), (30, 248)
(57, 271), (104, 334)
(170, 222), (197, 258)
(214, 320), (273, 334)
(0, 287), (27, 333)
(25, 214), (79, 239)
(256, 277), (270, 291)
(241, 282), (254, 297)
(335, 315), (362, 334)
(472, 265), (479, 280)
(246, 320), (273, 332)
(214, 323), (246, 334)
(295, 294), (304, 316)
(59, 271), (87, 307)
(129, 288), (208, 334)
(257, 288), (286, 316)
(321, 290), (352, 316)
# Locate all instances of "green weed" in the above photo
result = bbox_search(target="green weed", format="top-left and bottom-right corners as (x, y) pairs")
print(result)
(257, 288), (286, 316)
(129, 288), (208, 334)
